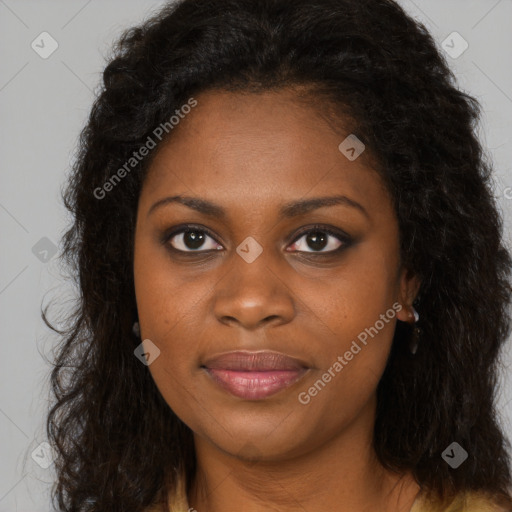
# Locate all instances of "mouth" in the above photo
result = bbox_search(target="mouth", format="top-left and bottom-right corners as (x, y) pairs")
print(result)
(201, 350), (310, 400)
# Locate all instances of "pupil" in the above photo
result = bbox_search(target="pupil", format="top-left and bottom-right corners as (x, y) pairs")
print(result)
(184, 230), (205, 249)
(307, 231), (327, 251)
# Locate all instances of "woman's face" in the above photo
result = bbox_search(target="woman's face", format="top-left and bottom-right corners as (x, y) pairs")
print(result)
(133, 88), (419, 461)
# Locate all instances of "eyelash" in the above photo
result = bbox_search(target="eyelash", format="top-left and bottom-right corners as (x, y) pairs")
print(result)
(161, 223), (353, 257)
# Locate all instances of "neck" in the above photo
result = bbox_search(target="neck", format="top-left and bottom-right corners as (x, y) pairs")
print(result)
(187, 396), (420, 512)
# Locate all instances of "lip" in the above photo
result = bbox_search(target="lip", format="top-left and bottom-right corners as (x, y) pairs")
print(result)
(202, 350), (310, 400)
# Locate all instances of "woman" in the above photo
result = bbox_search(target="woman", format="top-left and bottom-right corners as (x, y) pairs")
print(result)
(45, 0), (512, 510)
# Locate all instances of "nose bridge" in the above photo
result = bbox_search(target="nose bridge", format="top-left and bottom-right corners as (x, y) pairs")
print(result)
(212, 240), (295, 329)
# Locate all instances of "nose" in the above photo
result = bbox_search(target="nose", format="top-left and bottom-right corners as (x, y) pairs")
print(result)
(212, 250), (296, 330)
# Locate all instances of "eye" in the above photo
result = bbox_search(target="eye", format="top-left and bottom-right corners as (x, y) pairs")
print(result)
(288, 225), (350, 254)
(163, 224), (352, 255)
(165, 225), (223, 253)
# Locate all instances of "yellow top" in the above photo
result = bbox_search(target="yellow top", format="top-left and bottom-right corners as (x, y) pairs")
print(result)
(148, 470), (510, 512)
(409, 491), (510, 512)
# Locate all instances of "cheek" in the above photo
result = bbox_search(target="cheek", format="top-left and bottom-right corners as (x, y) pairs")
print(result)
(134, 256), (207, 426)
(293, 289), (398, 441)
(304, 238), (400, 395)
(133, 236), (208, 409)
(134, 232), (206, 342)
(309, 237), (399, 343)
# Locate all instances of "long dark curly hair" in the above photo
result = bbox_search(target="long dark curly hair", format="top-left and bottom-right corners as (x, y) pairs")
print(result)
(43, 0), (512, 510)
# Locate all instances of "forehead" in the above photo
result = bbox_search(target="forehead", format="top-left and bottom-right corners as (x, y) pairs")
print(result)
(140, 88), (391, 219)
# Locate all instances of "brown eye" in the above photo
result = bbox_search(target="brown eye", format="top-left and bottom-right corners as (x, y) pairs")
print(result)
(166, 227), (223, 253)
(288, 226), (351, 254)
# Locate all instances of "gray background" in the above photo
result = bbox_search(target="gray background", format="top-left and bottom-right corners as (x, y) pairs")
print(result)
(1, 0), (511, 510)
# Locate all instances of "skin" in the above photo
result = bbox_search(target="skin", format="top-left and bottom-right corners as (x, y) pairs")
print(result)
(133, 87), (422, 512)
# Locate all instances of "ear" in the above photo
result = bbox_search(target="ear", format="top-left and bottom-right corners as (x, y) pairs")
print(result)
(395, 267), (422, 324)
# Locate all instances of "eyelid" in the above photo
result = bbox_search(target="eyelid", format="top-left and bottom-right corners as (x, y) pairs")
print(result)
(286, 224), (352, 255)
(289, 224), (352, 245)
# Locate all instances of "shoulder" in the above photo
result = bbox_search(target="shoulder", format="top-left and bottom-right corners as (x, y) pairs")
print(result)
(143, 471), (190, 512)
(458, 492), (511, 512)
(411, 491), (511, 512)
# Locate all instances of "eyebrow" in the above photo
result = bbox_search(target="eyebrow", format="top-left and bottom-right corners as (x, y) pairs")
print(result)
(147, 194), (369, 220)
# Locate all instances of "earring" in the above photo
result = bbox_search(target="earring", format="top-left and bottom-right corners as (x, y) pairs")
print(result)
(132, 321), (140, 338)
(408, 306), (420, 355)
